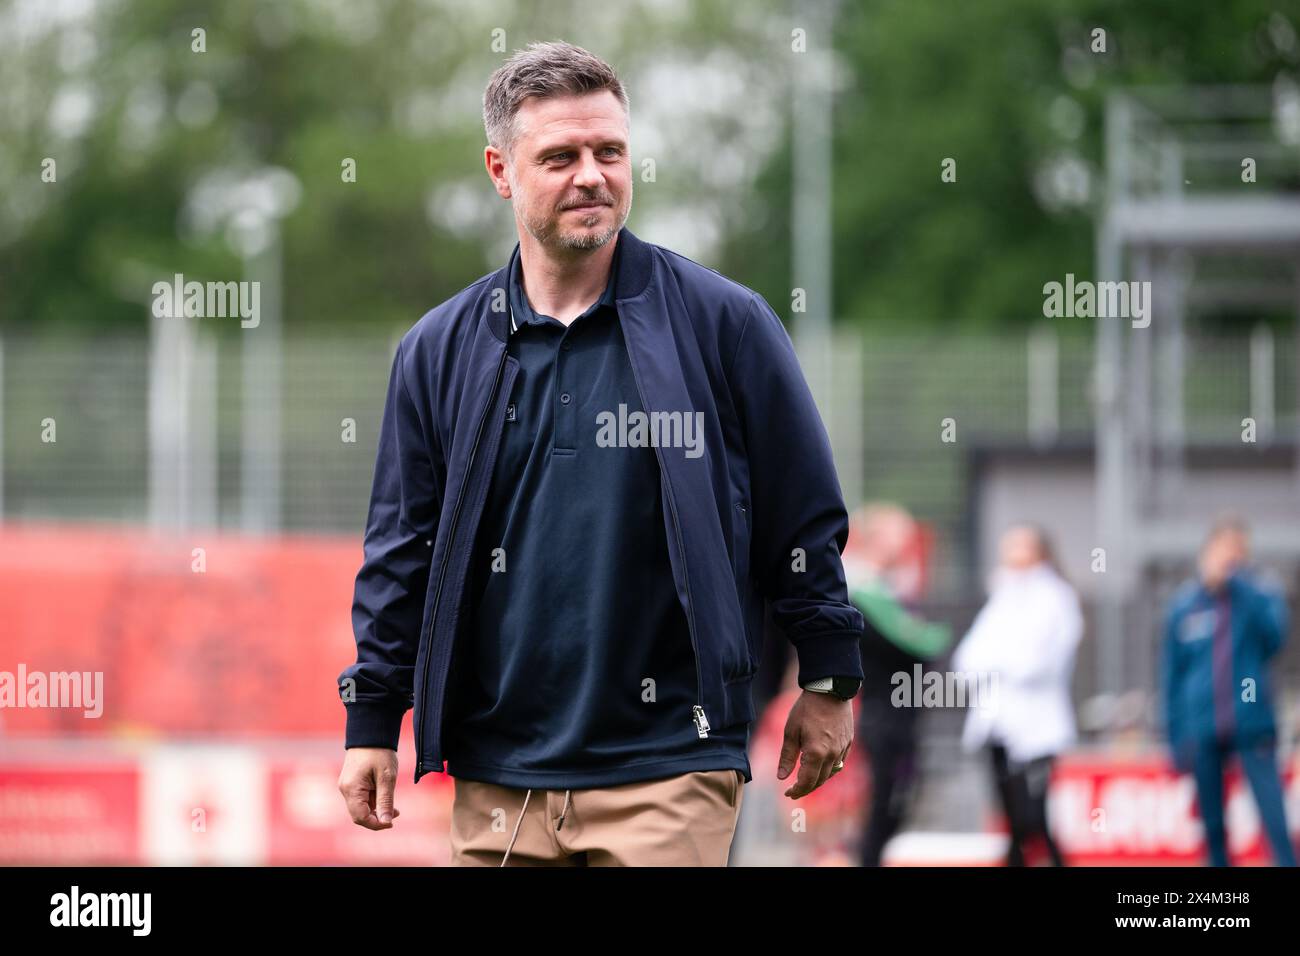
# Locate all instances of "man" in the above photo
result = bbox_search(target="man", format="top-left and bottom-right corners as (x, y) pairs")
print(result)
(336, 40), (864, 866)
(1162, 515), (1296, 866)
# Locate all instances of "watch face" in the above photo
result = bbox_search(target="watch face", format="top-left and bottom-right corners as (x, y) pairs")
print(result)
(832, 677), (862, 700)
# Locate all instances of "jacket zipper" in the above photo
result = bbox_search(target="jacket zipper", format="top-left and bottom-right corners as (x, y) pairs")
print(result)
(416, 344), (510, 776)
(622, 345), (708, 739)
(668, 483), (709, 738)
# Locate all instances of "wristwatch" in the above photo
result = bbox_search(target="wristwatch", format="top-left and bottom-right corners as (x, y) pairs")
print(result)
(801, 675), (862, 701)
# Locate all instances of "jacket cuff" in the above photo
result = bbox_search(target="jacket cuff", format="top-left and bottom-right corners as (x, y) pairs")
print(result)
(344, 701), (407, 750)
(794, 630), (865, 686)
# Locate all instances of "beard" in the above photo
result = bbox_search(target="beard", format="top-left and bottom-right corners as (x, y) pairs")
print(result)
(518, 181), (632, 252)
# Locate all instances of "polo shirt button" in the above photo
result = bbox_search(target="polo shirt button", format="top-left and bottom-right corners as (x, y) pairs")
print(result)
(560, 392), (571, 404)
(562, 342), (572, 351)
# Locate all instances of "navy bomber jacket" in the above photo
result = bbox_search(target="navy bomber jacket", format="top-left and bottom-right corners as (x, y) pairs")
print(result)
(338, 226), (865, 783)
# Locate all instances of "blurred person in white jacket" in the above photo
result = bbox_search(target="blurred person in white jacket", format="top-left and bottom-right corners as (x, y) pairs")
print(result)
(952, 524), (1083, 865)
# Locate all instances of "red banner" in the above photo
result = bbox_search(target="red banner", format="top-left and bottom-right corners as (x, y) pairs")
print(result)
(0, 522), (361, 737)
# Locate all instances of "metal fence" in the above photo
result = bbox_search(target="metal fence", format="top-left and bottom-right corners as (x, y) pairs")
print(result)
(2, 324), (1295, 577)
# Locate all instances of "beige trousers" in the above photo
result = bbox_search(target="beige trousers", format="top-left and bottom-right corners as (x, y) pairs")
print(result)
(448, 769), (745, 866)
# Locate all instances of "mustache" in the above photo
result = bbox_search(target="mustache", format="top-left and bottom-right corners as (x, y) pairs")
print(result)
(560, 195), (613, 209)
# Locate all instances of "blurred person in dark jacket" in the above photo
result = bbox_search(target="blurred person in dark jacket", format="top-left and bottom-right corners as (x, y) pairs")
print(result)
(1162, 515), (1296, 867)
(848, 504), (952, 866)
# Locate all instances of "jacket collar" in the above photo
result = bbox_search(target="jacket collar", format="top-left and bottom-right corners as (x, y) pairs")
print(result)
(507, 226), (624, 333)
(486, 225), (653, 343)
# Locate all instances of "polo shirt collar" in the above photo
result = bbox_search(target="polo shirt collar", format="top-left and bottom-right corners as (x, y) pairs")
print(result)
(508, 235), (623, 335)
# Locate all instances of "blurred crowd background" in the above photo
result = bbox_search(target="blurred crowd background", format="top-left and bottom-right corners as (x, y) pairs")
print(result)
(1, 0), (1299, 865)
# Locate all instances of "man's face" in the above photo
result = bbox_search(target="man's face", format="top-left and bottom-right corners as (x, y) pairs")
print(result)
(489, 90), (632, 252)
(1201, 528), (1248, 586)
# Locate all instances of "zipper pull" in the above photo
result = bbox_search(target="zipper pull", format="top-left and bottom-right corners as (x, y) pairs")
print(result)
(692, 705), (710, 738)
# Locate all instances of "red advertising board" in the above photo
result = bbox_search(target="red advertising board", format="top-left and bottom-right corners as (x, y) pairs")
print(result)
(0, 764), (139, 864)
(0, 522), (361, 737)
(1049, 753), (1300, 865)
(1, 743), (1296, 866)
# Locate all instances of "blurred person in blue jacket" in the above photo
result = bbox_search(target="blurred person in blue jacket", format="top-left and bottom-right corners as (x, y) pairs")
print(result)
(953, 524), (1083, 866)
(1162, 515), (1296, 867)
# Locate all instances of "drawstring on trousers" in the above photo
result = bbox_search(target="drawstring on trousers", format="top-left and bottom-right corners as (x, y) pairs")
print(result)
(501, 788), (572, 866)
(556, 788), (572, 831)
(500, 789), (532, 866)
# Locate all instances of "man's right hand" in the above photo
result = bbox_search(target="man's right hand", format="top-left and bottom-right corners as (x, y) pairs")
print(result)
(339, 747), (401, 830)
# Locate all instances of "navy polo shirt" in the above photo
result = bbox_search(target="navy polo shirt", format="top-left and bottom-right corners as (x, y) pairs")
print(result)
(442, 236), (749, 789)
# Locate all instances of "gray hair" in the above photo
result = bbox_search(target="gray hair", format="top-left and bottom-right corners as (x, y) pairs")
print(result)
(483, 40), (629, 160)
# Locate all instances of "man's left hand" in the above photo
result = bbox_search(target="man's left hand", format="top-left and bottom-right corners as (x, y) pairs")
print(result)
(777, 689), (854, 798)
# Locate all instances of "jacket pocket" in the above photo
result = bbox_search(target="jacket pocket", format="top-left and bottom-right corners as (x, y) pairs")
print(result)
(725, 498), (756, 681)
(733, 499), (752, 584)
